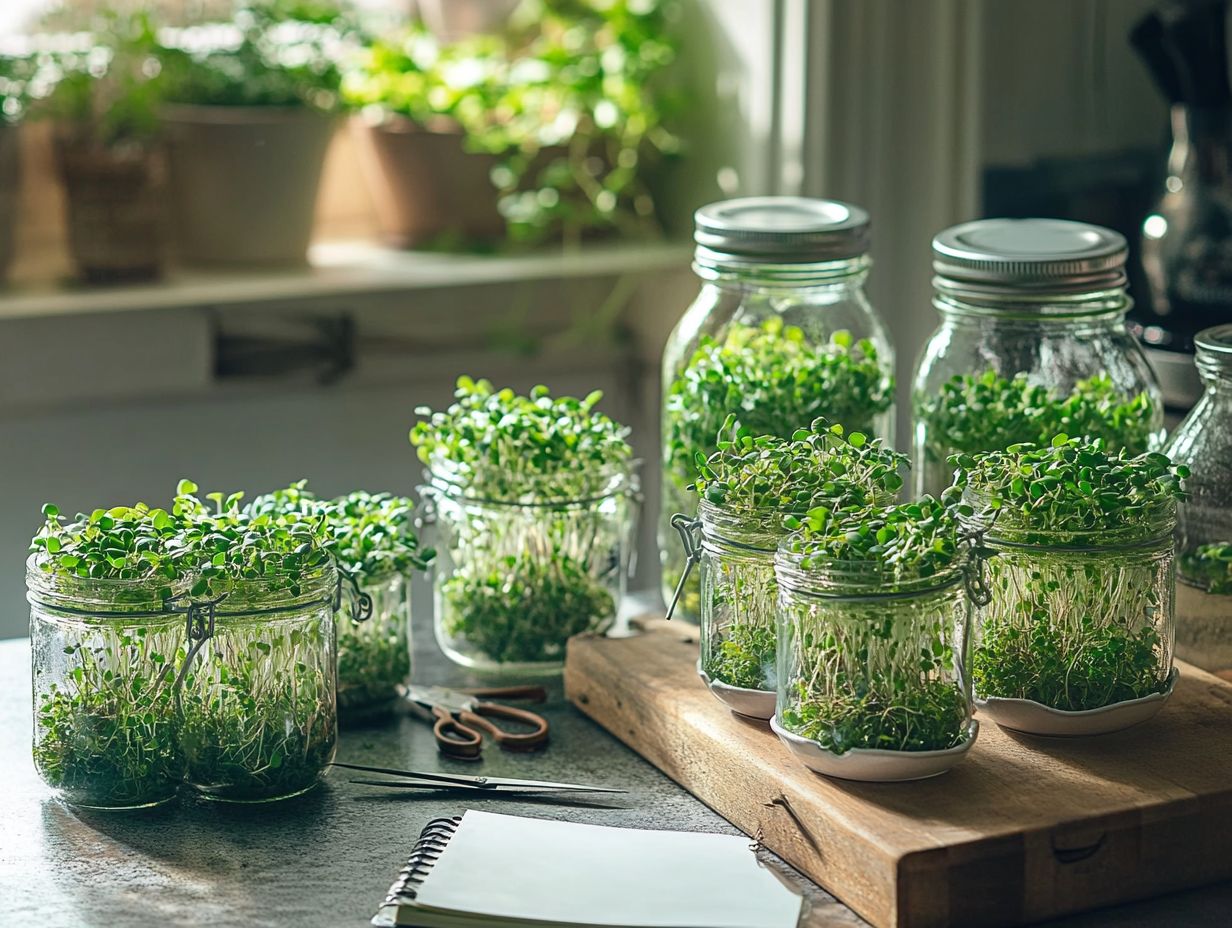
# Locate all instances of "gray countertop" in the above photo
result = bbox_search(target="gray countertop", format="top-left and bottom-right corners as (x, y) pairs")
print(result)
(1, 632), (1229, 928)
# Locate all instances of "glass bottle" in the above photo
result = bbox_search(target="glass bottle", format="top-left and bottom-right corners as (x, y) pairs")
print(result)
(29, 561), (187, 809)
(661, 197), (895, 622)
(912, 219), (1164, 497)
(1165, 324), (1232, 675)
(178, 566), (338, 803)
(337, 571), (411, 715)
(427, 466), (635, 673)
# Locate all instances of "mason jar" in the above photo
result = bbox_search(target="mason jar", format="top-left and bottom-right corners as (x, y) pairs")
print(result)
(912, 219), (1164, 497)
(961, 494), (1176, 731)
(772, 552), (976, 781)
(1165, 324), (1232, 675)
(178, 565), (338, 803)
(28, 559), (187, 809)
(427, 466), (634, 673)
(337, 571), (411, 715)
(661, 197), (895, 622)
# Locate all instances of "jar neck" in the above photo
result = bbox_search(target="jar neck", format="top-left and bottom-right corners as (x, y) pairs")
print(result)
(211, 565), (339, 616)
(961, 491), (1176, 549)
(698, 501), (786, 555)
(26, 555), (189, 617)
(774, 547), (966, 599)
(426, 462), (632, 508)
(694, 253), (870, 291)
(933, 287), (1130, 323)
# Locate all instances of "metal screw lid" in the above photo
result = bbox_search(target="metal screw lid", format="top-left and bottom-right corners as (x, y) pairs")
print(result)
(693, 196), (871, 265)
(933, 218), (1128, 298)
(1195, 323), (1232, 375)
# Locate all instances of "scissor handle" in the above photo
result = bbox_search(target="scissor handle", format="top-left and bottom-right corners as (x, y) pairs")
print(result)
(458, 702), (550, 753)
(431, 705), (484, 761)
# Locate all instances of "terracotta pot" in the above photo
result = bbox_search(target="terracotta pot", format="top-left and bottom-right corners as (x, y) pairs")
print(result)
(54, 135), (164, 283)
(350, 114), (506, 248)
(163, 105), (335, 267)
(0, 124), (19, 282)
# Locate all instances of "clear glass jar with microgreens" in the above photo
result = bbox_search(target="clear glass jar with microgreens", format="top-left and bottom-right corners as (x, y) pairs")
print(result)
(413, 378), (638, 673)
(771, 497), (979, 781)
(29, 562), (189, 810)
(954, 439), (1183, 734)
(177, 564), (339, 803)
(660, 196), (896, 624)
(911, 218), (1164, 498)
(673, 418), (906, 719)
(1164, 324), (1232, 675)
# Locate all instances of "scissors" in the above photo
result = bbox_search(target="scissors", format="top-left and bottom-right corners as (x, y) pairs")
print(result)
(332, 761), (624, 795)
(405, 684), (550, 760)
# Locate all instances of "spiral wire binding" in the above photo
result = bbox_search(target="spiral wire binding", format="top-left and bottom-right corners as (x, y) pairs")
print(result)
(379, 816), (463, 910)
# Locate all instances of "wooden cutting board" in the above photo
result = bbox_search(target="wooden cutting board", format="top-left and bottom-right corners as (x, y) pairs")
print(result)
(564, 619), (1232, 928)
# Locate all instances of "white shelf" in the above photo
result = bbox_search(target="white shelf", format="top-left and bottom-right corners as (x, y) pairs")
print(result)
(0, 240), (693, 321)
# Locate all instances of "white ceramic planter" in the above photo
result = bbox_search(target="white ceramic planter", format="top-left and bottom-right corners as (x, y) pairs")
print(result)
(772, 716), (979, 782)
(697, 661), (775, 720)
(976, 669), (1178, 737)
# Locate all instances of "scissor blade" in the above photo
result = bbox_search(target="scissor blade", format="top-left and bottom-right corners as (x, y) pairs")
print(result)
(331, 762), (495, 788)
(350, 777), (624, 795)
(478, 775), (627, 794)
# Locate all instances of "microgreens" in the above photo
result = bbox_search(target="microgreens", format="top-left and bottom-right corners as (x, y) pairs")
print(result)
(411, 376), (634, 502)
(918, 371), (1156, 464)
(950, 436), (1187, 545)
(1180, 543), (1232, 594)
(694, 414), (904, 515)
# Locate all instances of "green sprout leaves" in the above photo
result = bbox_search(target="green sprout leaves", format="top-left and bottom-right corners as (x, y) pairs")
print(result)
(1180, 542), (1232, 594)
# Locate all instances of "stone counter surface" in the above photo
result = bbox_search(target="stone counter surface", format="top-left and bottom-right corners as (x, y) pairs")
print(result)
(0, 634), (1229, 928)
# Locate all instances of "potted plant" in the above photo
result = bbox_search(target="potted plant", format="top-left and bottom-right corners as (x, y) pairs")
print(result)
(342, 0), (679, 249)
(157, 1), (348, 265)
(28, 499), (194, 809)
(663, 321), (894, 621)
(40, 16), (165, 282)
(412, 377), (636, 672)
(251, 482), (434, 714)
(772, 494), (980, 781)
(953, 437), (1187, 735)
(173, 481), (340, 802)
(674, 414), (904, 719)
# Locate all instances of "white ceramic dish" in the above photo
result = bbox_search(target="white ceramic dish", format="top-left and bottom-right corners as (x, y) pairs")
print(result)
(697, 661), (776, 720)
(770, 715), (979, 782)
(976, 668), (1179, 737)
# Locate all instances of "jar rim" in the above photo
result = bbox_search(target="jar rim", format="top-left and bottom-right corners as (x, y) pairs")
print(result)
(425, 460), (634, 507)
(959, 488), (1177, 548)
(932, 287), (1131, 320)
(773, 545), (967, 599)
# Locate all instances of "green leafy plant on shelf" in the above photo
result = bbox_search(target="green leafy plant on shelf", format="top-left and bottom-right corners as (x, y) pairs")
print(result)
(251, 482), (435, 707)
(158, 1), (352, 110)
(1180, 542), (1232, 595)
(172, 480), (340, 801)
(952, 437), (1186, 711)
(1, 47), (55, 125)
(694, 415), (905, 692)
(778, 494), (972, 753)
(663, 319), (894, 618)
(412, 376), (633, 666)
(342, 0), (681, 246)
(30, 500), (197, 807)
(916, 370), (1156, 465)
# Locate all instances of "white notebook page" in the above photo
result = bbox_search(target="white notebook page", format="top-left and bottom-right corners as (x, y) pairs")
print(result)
(414, 810), (802, 928)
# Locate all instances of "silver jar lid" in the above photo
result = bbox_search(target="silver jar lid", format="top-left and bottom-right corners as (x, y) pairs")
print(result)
(694, 196), (871, 265)
(933, 218), (1127, 298)
(1195, 324), (1232, 374)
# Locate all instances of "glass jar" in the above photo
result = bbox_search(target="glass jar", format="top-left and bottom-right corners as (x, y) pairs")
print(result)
(911, 219), (1164, 497)
(29, 560), (186, 809)
(773, 553), (976, 766)
(661, 197), (895, 622)
(1166, 324), (1232, 675)
(427, 467), (634, 673)
(178, 566), (338, 803)
(337, 571), (411, 714)
(961, 495), (1176, 717)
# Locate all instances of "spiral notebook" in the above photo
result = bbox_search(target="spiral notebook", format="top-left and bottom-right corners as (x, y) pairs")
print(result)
(372, 810), (803, 928)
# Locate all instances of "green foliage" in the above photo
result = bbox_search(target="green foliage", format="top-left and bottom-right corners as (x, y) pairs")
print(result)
(0, 51), (54, 124)
(38, 11), (163, 147)
(158, 1), (351, 109)
(665, 320), (893, 500)
(411, 376), (633, 502)
(918, 370), (1156, 463)
(694, 414), (904, 516)
(1180, 542), (1232, 594)
(782, 679), (968, 754)
(342, 0), (680, 245)
(442, 549), (614, 665)
(950, 437), (1187, 545)
(704, 621), (775, 691)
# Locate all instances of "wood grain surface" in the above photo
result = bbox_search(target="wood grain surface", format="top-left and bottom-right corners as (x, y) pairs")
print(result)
(565, 620), (1232, 928)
